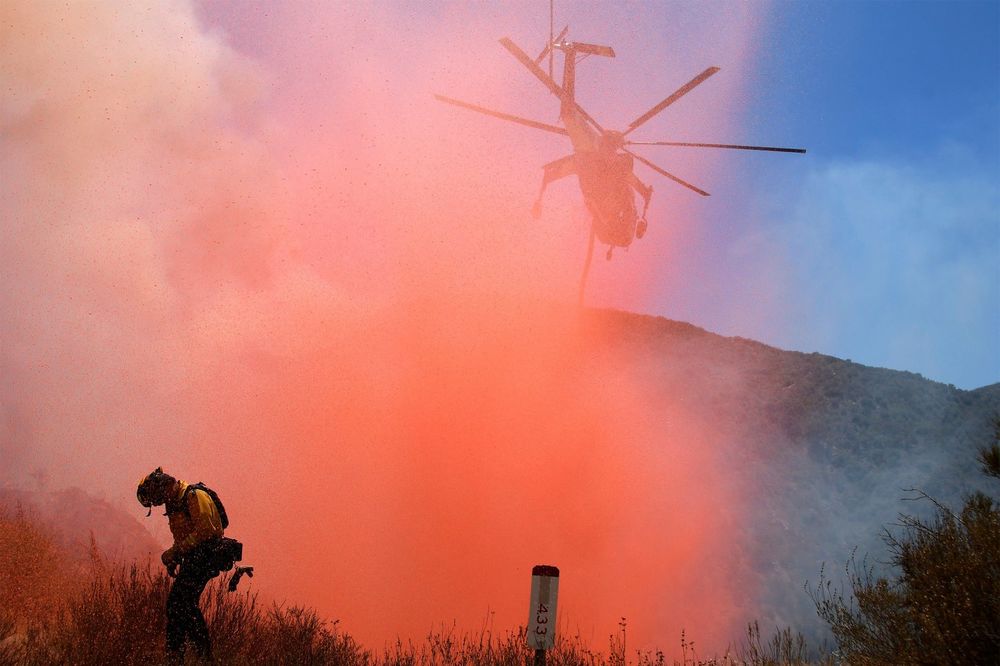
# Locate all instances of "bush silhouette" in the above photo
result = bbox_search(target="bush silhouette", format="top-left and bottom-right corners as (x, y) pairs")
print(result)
(813, 417), (1000, 665)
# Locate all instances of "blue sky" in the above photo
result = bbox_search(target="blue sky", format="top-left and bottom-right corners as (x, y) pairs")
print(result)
(756, 0), (999, 389)
(626, 0), (999, 389)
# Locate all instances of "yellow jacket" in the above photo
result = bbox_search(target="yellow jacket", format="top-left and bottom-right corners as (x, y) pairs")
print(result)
(166, 481), (224, 555)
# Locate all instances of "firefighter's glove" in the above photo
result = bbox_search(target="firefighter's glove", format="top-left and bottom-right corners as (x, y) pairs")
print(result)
(161, 548), (179, 577)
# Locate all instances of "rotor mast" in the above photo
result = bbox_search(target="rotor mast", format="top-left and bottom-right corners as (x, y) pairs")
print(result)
(549, 0), (554, 80)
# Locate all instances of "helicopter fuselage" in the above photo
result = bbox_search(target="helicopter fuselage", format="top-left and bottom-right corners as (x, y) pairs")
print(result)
(575, 148), (638, 248)
(556, 43), (645, 250)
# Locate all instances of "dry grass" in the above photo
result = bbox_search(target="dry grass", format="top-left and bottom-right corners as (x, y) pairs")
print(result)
(1, 502), (827, 665)
(0, 555), (829, 666)
(8, 562), (367, 665)
(0, 504), (83, 626)
(8, 465), (995, 666)
(0, 496), (833, 665)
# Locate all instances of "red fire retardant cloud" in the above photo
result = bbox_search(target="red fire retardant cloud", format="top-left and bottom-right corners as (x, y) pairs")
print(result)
(2, 0), (762, 654)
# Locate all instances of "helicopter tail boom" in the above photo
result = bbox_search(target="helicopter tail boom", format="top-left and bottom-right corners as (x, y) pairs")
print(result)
(499, 37), (605, 135)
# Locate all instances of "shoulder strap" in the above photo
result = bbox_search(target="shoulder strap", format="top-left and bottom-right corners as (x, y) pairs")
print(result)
(186, 482), (230, 529)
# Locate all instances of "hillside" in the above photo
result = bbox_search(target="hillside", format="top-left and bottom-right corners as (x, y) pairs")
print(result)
(585, 308), (999, 635)
(0, 487), (161, 565)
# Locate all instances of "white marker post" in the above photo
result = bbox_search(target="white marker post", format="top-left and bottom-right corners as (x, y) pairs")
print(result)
(527, 564), (559, 665)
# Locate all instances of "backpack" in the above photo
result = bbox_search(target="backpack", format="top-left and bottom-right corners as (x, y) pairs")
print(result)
(180, 483), (243, 574)
(184, 482), (230, 529)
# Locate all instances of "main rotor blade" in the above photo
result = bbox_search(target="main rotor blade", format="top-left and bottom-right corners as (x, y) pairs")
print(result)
(434, 94), (568, 136)
(499, 36), (604, 134)
(534, 25), (569, 64)
(626, 149), (710, 197)
(627, 140), (806, 154)
(500, 37), (563, 96)
(625, 67), (720, 136)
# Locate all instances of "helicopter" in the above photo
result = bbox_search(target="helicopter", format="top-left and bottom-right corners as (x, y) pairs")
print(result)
(434, 29), (805, 302)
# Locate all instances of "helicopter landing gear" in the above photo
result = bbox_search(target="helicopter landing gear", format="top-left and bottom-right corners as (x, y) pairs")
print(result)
(636, 217), (648, 239)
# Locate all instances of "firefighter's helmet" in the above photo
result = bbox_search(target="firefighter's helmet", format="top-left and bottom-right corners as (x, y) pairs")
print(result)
(136, 467), (172, 510)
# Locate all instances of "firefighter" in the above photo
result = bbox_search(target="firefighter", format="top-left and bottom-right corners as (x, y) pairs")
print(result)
(137, 467), (224, 664)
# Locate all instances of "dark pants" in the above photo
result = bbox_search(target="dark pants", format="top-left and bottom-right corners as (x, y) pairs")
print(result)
(166, 548), (217, 663)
